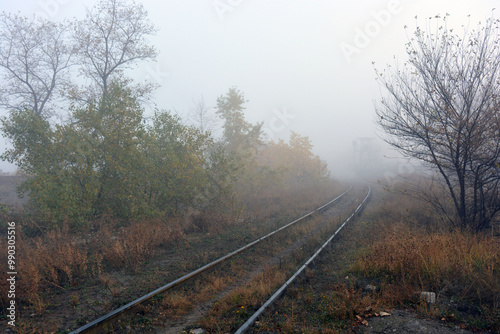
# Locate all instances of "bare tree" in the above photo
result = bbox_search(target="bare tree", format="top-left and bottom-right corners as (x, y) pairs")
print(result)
(187, 95), (219, 134)
(0, 0), (158, 117)
(376, 15), (500, 231)
(0, 13), (74, 118)
(74, 0), (157, 100)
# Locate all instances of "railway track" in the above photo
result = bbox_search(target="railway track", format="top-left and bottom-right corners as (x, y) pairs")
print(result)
(70, 185), (369, 333)
(235, 186), (371, 333)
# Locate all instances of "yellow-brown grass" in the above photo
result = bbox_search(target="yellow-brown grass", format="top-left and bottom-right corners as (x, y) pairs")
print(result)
(238, 179), (340, 220)
(95, 218), (185, 271)
(2, 225), (95, 314)
(161, 292), (193, 318)
(198, 265), (288, 333)
(0, 218), (185, 315)
(349, 218), (500, 331)
(352, 226), (500, 304)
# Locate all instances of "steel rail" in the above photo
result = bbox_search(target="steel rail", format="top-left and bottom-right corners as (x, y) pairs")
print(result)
(70, 186), (352, 333)
(235, 186), (371, 334)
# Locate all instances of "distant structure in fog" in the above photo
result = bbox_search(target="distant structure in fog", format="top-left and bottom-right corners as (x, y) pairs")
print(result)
(352, 137), (381, 176)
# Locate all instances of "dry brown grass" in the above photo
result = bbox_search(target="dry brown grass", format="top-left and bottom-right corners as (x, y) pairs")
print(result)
(0, 177), (343, 333)
(0, 217), (185, 315)
(161, 292), (193, 318)
(183, 209), (233, 234)
(198, 265), (288, 333)
(95, 218), (185, 271)
(254, 185), (499, 333)
(348, 185), (500, 330)
(3, 225), (95, 314)
(351, 227), (500, 306)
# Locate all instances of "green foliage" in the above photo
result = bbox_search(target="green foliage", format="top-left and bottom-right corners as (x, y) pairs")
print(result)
(74, 83), (146, 219)
(1, 108), (53, 174)
(216, 87), (263, 156)
(1, 82), (240, 228)
(1, 109), (95, 226)
(258, 132), (330, 185)
(141, 110), (211, 215)
(214, 89), (332, 215)
(1, 83), (331, 230)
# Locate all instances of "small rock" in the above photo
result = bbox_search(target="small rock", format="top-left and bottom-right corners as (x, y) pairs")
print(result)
(380, 311), (391, 316)
(417, 291), (436, 304)
(190, 329), (206, 334)
(364, 284), (377, 292)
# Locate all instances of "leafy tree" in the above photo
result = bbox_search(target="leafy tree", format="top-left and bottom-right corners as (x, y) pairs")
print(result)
(1, 109), (94, 225)
(376, 15), (500, 231)
(259, 132), (330, 185)
(216, 87), (263, 156)
(1, 81), (144, 224)
(150, 112), (241, 217)
(0, 2), (247, 228)
(142, 111), (211, 215)
(1, 80), (240, 226)
(73, 81), (146, 218)
(214, 87), (266, 216)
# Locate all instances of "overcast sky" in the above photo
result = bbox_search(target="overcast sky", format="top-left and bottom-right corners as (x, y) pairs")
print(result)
(0, 0), (497, 177)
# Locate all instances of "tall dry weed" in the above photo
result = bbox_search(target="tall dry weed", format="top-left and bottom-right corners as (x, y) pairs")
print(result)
(1, 225), (95, 314)
(0, 217), (184, 314)
(352, 227), (500, 306)
(95, 218), (185, 271)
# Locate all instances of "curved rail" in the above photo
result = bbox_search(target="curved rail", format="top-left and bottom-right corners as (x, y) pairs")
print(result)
(235, 186), (371, 334)
(70, 186), (352, 333)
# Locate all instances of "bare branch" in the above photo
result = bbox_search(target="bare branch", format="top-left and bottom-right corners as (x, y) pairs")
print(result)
(0, 13), (74, 117)
(74, 0), (158, 100)
(376, 16), (500, 231)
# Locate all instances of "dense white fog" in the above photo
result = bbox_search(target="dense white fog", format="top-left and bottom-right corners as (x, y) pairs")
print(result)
(0, 0), (497, 178)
